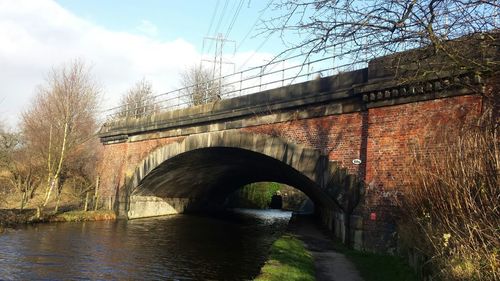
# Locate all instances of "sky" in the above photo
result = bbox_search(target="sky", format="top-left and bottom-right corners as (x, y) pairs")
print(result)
(0, 0), (293, 127)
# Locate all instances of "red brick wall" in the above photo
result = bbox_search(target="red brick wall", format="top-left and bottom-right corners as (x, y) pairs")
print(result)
(240, 95), (481, 191)
(366, 95), (481, 190)
(98, 142), (128, 197)
(242, 112), (365, 176)
(124, 137), (185, 174)
(239, 95), (482, 251)
(362, 95), (482, 251)
(98, 137), (185, 197)
(98, 94), (482, 251)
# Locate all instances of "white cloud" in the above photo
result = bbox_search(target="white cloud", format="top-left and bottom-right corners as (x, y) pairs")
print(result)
(0, 0), (199, 126)
(135, 20), (158, 37)
(0, 0), (285, 127)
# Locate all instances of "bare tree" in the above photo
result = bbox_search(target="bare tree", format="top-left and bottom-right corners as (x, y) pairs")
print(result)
(262, 1), (499, 77)
(117, 78), (157, 118)
(179, 65), (222, 106)
(0, 128), (25, 207)
(0, 137), (40, 210)
(22, 59), (100, 211)
(0, 127), (18, 169)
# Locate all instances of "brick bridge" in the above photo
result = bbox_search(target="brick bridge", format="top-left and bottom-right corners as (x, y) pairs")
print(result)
(97, 51), (485, 252)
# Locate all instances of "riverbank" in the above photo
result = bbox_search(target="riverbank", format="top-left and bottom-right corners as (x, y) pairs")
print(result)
(0, 209), (116, 230)
(0, 209), (41, 227)
(254, 234), (315, 281)
(256, 215), (417, 281)
(50, 210), (116, 222)
(287, 215), (364, 281)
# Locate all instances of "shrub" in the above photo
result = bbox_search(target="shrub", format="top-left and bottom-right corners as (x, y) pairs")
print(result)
(229, 182), (281, 209)
(400, 108), (499, 280)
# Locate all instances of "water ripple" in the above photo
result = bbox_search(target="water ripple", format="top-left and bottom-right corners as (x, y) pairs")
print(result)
(0, 210), (291, 280)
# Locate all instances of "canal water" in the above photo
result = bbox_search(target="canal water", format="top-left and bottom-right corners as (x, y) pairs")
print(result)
(0, 209), (292, 280)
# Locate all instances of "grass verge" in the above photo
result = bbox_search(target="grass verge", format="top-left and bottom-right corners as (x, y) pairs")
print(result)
(332, 240), (417, 281)
(254, 234), (315, 281)
(50, 210), (116, 222)
(0, 209), (117, 227)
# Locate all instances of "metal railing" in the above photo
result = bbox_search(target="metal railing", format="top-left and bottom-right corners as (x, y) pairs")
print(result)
(102, 52), (368, 121)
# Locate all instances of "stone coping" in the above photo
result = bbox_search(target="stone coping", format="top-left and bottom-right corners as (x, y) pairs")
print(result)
(99, 40), (490, 143)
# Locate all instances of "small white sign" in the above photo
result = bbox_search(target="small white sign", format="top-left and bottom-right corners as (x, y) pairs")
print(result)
(352, 159), (362, 165)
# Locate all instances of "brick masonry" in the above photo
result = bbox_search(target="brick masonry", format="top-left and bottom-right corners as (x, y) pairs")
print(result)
(97, 35), (492, 251)
(98, 93), (482, 252)
(234, 95), (482, 251)
(98, 137), (185, 197)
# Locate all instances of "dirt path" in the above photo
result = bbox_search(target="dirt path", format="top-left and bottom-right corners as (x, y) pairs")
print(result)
(289, 215), (364, 281)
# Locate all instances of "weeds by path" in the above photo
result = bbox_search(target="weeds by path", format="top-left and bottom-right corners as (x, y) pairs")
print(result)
(254, 234), (315, 281)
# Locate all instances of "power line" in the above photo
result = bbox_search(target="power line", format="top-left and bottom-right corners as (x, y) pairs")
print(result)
(201, 0), (221, 61)
(235, 0), (273, 53)
(237, 32), (319, 73)
(202, 34), (236, 94)
(225, 0), (245, 40)
(213, 0), (229, 34)
(207, 0), (230, 55)
(204, 0), (242, 77)
(204, 0), (220, 40)
(237, 32), (273, 71)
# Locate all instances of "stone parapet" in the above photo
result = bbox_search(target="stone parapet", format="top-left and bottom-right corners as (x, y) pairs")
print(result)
(99, 68), (481, 145)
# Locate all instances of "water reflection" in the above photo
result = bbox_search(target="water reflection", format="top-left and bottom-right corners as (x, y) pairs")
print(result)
(0, 210), (291, 280)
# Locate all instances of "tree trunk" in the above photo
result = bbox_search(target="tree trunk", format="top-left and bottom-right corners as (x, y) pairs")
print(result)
(43, 125), (53, 207)
(94, 176), (100, 211)
(43, 178), (55, 207)
(20, 191), (26, 210)
(84, 191), (89, 212)
(54, 192), (61, 213)
(43, 120), (69, 208)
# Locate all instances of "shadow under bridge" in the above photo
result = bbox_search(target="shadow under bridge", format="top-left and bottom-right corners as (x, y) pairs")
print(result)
(124, 131), (339, 219)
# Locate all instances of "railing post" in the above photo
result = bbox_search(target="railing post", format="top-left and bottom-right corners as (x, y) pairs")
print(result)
(177, 90), (180, 109)
(332, 51), (335, 76)
(307, 59), (311, 81)
(259, 66), (263, 91)
(239, 72), (243, 97)
(104, 52), (359, 118)
(282, 60), (285, 87)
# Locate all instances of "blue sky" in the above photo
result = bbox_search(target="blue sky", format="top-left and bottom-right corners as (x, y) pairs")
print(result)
(55, 0), (279, 54)
(1, 0), (296, 126)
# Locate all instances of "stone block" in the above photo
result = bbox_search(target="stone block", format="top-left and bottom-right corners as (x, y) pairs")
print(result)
(353, 230), (364, 251)
(128, 195), (180, 219)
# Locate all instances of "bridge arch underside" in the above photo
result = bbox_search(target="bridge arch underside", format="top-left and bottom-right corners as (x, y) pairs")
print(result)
(124, 132), (338, 219)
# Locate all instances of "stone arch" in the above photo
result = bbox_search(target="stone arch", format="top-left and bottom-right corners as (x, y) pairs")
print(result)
(123, 130), (352, 220)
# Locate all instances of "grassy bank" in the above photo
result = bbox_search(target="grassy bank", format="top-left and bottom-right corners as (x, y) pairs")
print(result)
(50, 210), (116, 222)
(332, 240), (417, 281)
(0, 209), (116, 230)
(254, 234), (315, 281)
